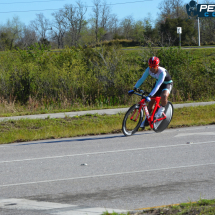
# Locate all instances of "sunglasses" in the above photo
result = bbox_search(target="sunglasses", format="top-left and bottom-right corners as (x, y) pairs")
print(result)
(149, 65), (158, 69)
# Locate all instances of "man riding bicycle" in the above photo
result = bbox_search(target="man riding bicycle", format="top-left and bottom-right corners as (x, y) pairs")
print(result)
(133, 56), (173, 129)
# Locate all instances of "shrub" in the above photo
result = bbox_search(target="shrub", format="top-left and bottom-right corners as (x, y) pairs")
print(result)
(0, 45), (214, 108)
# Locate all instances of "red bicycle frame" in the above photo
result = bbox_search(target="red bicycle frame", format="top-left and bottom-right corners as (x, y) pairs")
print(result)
(138, 96), (166, 129)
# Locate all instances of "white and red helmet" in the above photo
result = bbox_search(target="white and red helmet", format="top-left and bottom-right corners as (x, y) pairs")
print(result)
(148, 56), (160, 67)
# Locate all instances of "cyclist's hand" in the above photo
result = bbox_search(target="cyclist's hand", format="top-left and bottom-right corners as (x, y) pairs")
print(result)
(133, 87), (140, 92)
(128, 90), (134, 95)
(145, 96), (151, 102)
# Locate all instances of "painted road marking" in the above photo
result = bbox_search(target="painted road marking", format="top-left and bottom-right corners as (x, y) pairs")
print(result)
(0, 140), (215, 164)
(175, 132), (215, 137)
(0, 198), (127, 215)
(0, 162), (215, 188)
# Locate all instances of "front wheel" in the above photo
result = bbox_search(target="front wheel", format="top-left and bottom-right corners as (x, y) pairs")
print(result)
(122, 104), (144, 136)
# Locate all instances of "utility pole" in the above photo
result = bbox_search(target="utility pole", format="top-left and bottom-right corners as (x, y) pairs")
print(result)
(197, 0), (200, 46)
(186, 0), (200, 46)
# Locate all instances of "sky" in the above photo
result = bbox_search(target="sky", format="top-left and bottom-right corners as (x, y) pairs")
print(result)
(0, 0), (205, 27)
(0, 0), (206, 25)
(0, 0), (169, 26)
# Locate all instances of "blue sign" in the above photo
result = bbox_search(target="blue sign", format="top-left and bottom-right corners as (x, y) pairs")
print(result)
(186, 1), (215, 18)
(197, 4), (215, 17)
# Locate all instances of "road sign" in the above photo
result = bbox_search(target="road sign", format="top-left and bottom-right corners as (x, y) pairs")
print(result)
(177, 27), (182, 34)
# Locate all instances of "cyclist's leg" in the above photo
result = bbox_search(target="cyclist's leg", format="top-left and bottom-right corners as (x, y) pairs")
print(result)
(160, 82), (173, 106)
(148, 82), (159, 113)
(148, 99), (156, 113)
(141, 82), (159, 128)
(160, 90), (170, 106)
(156, 83), (173, 118)
(140, 99), (156, 128)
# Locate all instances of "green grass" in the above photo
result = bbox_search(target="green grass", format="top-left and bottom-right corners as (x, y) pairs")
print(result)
(1, 98), (213, 118)
(0, 103), (129, 117)
(103, 199), (215, 215)
(0, 104), (214, 144)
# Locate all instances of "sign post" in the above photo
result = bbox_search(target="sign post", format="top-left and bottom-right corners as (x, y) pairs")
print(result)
(177, 27), (182, 47)
(197, 0), (200, 46)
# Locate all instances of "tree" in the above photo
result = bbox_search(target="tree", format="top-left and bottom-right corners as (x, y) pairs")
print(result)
(0, 16), (24, 50)
(91, 0), (112, 43)
(156, 0), (198, 46)
(92, 0), (101, 43)
(159, 18), (197, 46)
(51, 9), (67, 49)
(30, 13), (51, 44)
(200, 17), (215, 45)
(0, 31), (11, 50)
(108, 14), (119, 36)
(100, 0), (111, 30)
(17, 27), (37, 49)
(133, 21), (145, 44)
(143, 15), (159, 46)
(120, 16), (134, 40)
(62, 2), (87, 46)
(157, 0), (187, 19)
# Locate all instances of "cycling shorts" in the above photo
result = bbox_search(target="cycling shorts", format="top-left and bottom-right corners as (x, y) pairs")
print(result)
(151, 82), (173, 97)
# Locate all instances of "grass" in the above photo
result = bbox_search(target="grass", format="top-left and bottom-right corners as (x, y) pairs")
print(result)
(102, 199), (215, 215)
(1, 99), (213, 118)
(0, 104), (214, 144)
(0, 102), (129, 117)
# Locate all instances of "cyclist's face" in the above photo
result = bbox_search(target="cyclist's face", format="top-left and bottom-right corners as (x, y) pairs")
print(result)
(149, 65), (158, 73)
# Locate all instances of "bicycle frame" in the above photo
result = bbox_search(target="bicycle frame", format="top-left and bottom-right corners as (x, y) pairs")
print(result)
(132, 93), (166, 129)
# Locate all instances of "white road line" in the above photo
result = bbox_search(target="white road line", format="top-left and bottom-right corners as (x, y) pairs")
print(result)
(0, 198), (127, 215)
(0, 140), (215, 164)
(175, 132), (215, 137)
(1, 162), (215, 188)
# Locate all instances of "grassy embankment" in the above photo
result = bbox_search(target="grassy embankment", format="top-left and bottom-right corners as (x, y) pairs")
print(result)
(0, 46), (214, 117)
(0, 46), (214, 144)
(102, 199), (215, 215)
(0, 104), (214, 144)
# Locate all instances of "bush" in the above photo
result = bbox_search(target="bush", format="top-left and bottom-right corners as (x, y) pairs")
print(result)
(0, 45), (214, 108)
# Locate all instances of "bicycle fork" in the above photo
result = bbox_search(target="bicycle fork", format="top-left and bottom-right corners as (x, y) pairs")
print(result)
(130, 103), (151, 126)
(142, 103), (153, 128)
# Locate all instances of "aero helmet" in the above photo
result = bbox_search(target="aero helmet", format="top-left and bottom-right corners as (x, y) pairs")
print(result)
(148, 56), (160, 67)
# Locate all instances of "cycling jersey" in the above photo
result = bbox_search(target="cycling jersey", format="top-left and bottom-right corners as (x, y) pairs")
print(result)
(134, 66), (173, 97)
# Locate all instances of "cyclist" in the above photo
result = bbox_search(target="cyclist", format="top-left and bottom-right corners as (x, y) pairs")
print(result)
(133, 56), (173, 129)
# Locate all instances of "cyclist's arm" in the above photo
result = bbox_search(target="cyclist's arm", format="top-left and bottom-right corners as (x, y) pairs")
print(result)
(134, 68), (149, 89)
(149, 72), (165, 96)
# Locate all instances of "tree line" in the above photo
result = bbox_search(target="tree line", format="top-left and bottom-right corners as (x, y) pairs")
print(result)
(0, 0), (214, 50)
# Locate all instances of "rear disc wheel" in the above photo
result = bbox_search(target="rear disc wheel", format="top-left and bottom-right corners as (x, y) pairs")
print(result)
(153, 101), (174, 133)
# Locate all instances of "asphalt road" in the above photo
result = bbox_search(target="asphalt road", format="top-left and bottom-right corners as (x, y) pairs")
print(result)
(0, 124), (215, 214)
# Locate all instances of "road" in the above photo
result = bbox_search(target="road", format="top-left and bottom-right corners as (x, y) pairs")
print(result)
(0, 124), (215, 214)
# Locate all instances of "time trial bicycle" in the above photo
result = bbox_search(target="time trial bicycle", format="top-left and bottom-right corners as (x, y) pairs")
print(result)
(122, 89), (173, 136)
